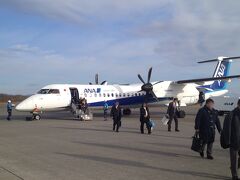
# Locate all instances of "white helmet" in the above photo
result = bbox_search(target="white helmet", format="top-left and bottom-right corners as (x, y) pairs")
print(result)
(8, 100), (11, 103)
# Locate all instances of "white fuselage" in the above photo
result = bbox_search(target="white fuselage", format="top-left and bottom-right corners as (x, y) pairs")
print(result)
(16, 82), (228, 112)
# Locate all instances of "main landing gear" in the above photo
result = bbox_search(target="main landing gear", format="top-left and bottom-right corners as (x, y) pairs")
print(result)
(123, 108), (131, 115)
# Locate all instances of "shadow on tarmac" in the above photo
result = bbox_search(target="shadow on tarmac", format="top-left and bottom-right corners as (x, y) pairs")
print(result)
(56, 152), (229, 180)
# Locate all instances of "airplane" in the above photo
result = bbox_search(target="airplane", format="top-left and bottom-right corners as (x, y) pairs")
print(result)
(16, 56), (240, 120)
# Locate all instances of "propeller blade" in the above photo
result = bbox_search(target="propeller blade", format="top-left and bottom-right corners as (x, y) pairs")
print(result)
(138, 74), (145, 84)
(95, 74), (99, 84)
(150, 91), (159, 101)
(101, 81), (107, 85)
(147, 67), (152, 83)
(153, 81), (163, 85)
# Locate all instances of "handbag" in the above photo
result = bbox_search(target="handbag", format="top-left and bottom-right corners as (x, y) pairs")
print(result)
(191, 132), (203, 152)
(148, 119), (155, 128)
(161, 115), (169, 125)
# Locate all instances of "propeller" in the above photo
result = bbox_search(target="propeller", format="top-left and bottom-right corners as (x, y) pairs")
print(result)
(198, 56), (240, 63)
(137, 67), (162, 102)
(89, 74), (107, 85)
(95, 73), (99, 84)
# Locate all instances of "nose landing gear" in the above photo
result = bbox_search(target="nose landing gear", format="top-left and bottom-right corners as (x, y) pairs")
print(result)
(33, 113), (41, 120)
(26, 108), (42, 121)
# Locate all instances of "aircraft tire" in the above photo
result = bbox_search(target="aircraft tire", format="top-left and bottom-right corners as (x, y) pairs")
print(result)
(123, 108), (131, 115)
(34, 114), (41, 120)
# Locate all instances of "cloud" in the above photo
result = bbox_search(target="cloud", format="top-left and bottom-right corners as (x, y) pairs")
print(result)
(0, 0), (169, 24)
(1, 1), (240, 95)
(130, 1), (240, 65)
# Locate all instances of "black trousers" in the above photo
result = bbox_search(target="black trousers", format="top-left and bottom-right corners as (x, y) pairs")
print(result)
(230, 148), (240, 178)
(140, 120), (151, 134)
(104, 110), (108, 120)
(7, 111), (12, 120)
(168, 115), (178, 130)
(201, 142), (213, 155)
(113, 120), (121, 132)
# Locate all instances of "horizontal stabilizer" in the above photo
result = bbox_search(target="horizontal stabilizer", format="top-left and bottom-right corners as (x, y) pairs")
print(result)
(176, 75), (240, 84)
(198, 56), (240, 63)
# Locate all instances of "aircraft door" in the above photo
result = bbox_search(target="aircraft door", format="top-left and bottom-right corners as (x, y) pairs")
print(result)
(70, 88), (80, 104)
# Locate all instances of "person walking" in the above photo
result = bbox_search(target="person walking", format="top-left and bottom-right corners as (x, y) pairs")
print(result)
(222, 99), (240, 180)
(111, 102), (122, 132)
(103, 101), (109, 121)
(140, 103), (151, 134)
(195, 98), (222, 160)
(167, 98), (180, 132)
(7, 100), (13, 121)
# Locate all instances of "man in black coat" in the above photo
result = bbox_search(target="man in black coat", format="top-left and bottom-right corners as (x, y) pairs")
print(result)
(222, 99), (240, 180)
(111, 102), (122, 132)
(167, 98), (180, 132)
(140, 103), (151, 134)
(195, 98), (222, 160)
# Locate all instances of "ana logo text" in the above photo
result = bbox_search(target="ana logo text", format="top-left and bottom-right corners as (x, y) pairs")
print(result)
(216, 64), (226, 86)
(224, 102), (234, 106)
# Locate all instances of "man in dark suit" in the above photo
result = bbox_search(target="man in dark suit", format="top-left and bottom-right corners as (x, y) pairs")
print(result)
(195, 98), (222, 160)
(222, 99), (240, 180)
(140, 103), (151, 134)
(167, 98), (179, 132)
(111, 101), (122, 132)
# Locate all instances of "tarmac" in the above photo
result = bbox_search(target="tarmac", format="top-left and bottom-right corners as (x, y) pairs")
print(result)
(0, 104), (231, 180)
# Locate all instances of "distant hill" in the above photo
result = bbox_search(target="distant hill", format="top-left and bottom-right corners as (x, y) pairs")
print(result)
(0, 94), (28, 103)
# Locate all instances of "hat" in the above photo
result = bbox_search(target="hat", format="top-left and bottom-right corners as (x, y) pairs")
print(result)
(8, 100), (11, 103)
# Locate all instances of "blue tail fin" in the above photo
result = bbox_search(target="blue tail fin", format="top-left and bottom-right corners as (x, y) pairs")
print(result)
(210, 60), (231, 90)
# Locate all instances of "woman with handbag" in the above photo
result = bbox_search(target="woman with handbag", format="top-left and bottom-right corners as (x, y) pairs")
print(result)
(140, 103), (151, 134)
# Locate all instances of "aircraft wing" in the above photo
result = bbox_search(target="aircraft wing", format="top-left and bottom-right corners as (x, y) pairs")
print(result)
(175, 75), (240, 84)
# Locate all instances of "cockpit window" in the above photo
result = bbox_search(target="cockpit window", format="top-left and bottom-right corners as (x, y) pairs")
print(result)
(48, 89), (60, 94)
(38, 89), (50, 94)
(37, 89), (60, 94)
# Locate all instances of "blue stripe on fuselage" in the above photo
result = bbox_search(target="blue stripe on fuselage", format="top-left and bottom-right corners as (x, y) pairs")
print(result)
(88, 96), (172, 107)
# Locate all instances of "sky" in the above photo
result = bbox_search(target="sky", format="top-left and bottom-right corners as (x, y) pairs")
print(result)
(0, 0), (240, 95)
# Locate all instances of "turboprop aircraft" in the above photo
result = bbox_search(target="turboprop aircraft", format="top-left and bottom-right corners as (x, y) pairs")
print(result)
(16, 56), (240, 120)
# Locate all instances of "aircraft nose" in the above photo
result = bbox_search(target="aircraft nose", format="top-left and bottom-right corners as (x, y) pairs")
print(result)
(16, 97), (34, 111)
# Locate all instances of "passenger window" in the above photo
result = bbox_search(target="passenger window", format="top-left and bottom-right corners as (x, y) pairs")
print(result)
(111, 93), (114, 97)
(107, 94), (110, 97)
(115, 93), (118, 97)
(123, 93), (126, 97)
(99, 93), (102, 97)
(94, 94), (97, 97)
(103, 93), (106, 97)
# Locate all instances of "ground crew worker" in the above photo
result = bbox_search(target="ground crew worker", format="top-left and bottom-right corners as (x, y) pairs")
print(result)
(7, 100), (13, 121)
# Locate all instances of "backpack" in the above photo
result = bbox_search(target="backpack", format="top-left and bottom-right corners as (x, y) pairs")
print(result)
(220, 112), (233, 149)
